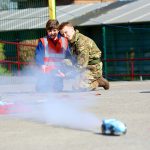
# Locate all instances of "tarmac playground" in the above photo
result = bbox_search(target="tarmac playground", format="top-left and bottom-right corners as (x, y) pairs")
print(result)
(0, 78), (150, 150)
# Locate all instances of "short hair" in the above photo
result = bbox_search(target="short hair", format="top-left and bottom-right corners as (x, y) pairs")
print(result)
(59, 22), (73, 30)
(46, 19), (59, 31)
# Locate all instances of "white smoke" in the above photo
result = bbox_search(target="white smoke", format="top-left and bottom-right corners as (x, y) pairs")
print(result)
(9, 94), (100, 132)
(0, 65), (100, 133)
(40, 98), (100, 131)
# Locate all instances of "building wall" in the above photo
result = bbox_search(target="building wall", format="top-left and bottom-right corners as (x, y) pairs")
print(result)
(14, 0), (115, 8)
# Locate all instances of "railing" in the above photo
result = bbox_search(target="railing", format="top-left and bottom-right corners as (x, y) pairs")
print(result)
(0, 40), (36, 74)
(105, 58), (150, 80)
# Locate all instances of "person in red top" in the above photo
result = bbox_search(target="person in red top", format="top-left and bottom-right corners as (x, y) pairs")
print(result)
(35, 19), (69, 92)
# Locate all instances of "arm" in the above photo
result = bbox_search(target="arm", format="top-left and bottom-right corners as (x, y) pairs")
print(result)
(35, 41), (50, 72)
(75, 40), (89, 69)
(65, 45), (71, 59)
(35, 41), (45, 66)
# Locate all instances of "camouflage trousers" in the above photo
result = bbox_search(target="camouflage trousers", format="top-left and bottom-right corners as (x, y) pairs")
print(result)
(72, 62), (103, 91)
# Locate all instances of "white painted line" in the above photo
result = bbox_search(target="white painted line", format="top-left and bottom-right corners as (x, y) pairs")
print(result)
(103, 2), (150, 23)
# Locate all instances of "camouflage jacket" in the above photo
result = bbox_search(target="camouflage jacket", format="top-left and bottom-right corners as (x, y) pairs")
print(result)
(69, 30), (102, 69)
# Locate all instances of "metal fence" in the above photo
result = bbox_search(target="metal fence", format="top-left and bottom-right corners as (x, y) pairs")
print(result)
(0, 40), (36, 75)
(0, 39), (150, 81)
(102, 24), (150, 81)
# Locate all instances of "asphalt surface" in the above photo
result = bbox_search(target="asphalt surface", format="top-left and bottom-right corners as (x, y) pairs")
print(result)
(0, 80), (150, 150)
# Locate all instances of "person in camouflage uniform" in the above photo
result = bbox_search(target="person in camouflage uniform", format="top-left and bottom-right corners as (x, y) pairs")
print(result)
(59, 22), (109, 91)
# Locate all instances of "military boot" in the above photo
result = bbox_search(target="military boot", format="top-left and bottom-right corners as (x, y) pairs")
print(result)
(97, 77), (109, 90)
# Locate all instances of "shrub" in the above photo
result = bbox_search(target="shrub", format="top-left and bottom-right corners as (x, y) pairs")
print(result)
(19, 39), (38, 63)
(0, 43), (5, 60)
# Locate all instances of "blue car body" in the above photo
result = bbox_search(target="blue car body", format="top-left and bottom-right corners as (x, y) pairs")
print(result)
(101, 119), (127, 135)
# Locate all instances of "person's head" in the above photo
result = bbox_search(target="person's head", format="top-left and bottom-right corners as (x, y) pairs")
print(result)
(59, 22), (75, 41)
(46, 19), (59, 39)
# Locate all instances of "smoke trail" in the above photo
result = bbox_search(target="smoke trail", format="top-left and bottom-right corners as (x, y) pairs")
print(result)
(40, 98), (100, 132)
(8, 94), (100, 132)
(0, 65), (101, 132)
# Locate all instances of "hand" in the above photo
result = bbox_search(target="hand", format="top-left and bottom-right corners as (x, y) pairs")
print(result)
(63, 59), (73, 66)
(56, 70), (65, 78)
(41, 65), (55, 73)
(41, 65), (47, 73)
